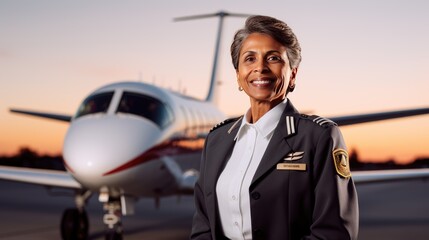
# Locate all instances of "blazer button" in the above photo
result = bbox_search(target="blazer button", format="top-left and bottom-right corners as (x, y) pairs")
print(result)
(251, 192), (261, 200)
(253, 229), (264, 238)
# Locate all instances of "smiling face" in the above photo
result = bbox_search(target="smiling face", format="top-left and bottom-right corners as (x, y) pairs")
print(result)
(236, 33), (297, 108)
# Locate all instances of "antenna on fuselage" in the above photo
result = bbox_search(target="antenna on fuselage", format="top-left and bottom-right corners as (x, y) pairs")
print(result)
(174, 11), (251, 103)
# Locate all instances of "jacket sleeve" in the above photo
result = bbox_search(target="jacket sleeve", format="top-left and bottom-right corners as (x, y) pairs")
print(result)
(303, 126), (359, 240)
(190, 137), (213, 240)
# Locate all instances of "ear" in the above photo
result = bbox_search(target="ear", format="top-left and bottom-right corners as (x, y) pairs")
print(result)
(289, 68), (298, 86)
(287, 68), (298, 93)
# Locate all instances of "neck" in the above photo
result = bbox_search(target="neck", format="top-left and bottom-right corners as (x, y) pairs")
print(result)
(248, 98), (284, 123)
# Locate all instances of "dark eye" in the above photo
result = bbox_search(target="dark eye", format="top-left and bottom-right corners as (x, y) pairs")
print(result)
(244, 55), (256, 63)
(267, 55), (282, 62)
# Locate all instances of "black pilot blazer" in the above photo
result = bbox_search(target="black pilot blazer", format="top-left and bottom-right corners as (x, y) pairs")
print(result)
(191, 100), (359, 240)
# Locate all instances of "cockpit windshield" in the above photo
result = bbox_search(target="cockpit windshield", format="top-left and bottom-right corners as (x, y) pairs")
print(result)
(75, 92), (114, 118)
(117, 91), (173, 128)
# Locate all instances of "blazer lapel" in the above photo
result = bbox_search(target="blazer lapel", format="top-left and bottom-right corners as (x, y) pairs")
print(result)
(251, 101), (300, 186)
(205, 116), (242, 192)
(204, 117), (242, 237)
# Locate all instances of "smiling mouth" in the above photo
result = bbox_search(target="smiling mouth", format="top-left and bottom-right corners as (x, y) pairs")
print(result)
(250, 79), (274, 87)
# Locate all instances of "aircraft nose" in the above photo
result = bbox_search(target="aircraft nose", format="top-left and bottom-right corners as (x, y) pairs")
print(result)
(63, 115), (162, 188)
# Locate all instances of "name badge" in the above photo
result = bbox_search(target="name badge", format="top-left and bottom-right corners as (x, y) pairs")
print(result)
(277, 163), (306, 171)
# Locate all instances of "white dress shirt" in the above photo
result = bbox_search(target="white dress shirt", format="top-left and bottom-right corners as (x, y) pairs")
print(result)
(216, 99), (287, 240)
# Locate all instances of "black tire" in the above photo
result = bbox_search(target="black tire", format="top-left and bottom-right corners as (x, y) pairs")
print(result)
(105, 229), (123, 240)
(60, 208), (89, 240)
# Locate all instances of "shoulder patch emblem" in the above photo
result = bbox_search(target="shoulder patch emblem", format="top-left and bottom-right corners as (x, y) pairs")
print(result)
(332, 149), (351, 178)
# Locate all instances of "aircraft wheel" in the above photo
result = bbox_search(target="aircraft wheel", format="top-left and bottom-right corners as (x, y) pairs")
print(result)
(105, 229), (123, 240)
(60, 208), (89, 240)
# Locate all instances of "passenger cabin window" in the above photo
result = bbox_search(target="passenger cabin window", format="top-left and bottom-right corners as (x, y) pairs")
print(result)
(75, 92), (114, 118)
(117, 91), (173, 128)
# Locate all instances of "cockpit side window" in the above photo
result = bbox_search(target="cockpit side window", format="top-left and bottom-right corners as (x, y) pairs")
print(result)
(75, 92), (114, 118)
(117, 91), (173, 128)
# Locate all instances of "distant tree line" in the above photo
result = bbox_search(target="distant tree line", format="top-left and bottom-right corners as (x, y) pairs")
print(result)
(349, 148), (429, 170)
(0, 147), (428, 171)
(0, 147), (66, 171)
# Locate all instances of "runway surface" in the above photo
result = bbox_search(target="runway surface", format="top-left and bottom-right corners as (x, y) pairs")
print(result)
(0, 179), (429, 239)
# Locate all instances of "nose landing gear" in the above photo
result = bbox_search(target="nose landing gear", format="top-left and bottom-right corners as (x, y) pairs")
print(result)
(103, 199), (123, 240)
(98, 187), (130, 240)
(60, 188), (132, 240)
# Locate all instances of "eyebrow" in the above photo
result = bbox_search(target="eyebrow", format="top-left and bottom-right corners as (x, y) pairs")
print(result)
(242, 50), (283, 56)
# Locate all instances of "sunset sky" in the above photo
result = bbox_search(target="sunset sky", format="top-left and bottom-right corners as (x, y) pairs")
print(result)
(1, 1), (428, 163)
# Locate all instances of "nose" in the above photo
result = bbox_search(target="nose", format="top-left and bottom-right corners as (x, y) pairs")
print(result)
(253, 59), (268, 73)
(63, 115), (162, 189)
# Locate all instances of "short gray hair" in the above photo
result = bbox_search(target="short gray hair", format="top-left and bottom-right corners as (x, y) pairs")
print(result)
(230, 15), (302, 70)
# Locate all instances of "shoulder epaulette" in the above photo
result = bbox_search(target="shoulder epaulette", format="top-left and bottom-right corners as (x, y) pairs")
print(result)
(210, 116), (242, 133)
(301, 114), (337, 128)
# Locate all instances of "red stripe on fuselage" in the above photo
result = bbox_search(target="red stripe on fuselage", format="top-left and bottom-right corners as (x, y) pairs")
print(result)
(102, 138), (204, 176)
(63, 159), (75, 173)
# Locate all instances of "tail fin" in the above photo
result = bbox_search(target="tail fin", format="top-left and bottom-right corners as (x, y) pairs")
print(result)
(174, 11), (251, 103)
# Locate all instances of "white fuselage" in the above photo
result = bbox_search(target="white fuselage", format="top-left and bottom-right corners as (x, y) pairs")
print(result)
(63, 82), (225, 198)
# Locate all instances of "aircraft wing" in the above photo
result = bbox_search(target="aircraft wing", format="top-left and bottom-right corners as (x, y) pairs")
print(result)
(352, 168), (429, 184)
(0, 165), (82, 189)
(10, 108), (72, 122)
(330, 107), (429, 126)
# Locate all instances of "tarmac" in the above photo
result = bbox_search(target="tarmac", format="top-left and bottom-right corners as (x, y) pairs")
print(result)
(0, 178), (428, 239)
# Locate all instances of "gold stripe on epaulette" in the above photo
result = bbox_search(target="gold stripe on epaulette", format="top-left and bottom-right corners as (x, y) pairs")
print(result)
(313, 116), (336, 126)
(228, 116), (243, 134)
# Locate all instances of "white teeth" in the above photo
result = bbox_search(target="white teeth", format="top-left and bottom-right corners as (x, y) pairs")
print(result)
(252, 80), (271, 84)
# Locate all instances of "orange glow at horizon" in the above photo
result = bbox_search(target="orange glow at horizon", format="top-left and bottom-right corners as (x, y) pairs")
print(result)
(341, 117), (429, 164)
(1, 117), (67, 157)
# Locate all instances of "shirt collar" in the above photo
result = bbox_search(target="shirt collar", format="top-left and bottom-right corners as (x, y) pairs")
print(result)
(235, 99), (287, 140)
